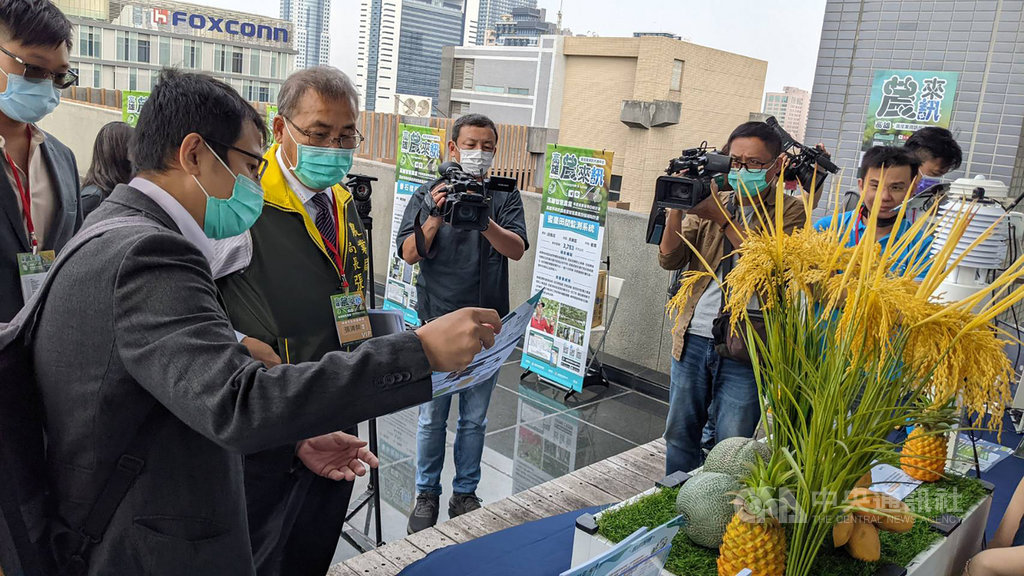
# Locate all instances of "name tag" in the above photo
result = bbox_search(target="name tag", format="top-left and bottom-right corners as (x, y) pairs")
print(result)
(17, 250), (55, 304)
(331, 291), (372, 347)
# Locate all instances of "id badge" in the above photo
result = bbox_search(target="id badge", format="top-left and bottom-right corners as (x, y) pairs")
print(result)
(331, 291), (373, 347)
(17, 250), (55, 304)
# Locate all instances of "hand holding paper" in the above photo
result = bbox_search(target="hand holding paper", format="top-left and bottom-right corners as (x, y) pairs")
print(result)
(414, 307), (503, 373)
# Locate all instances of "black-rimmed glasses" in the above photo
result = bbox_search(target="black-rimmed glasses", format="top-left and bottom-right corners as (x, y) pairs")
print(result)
(0, 46), (78, 89)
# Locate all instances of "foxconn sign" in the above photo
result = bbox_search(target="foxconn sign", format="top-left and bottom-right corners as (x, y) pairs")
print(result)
(152, 8), (289, 44)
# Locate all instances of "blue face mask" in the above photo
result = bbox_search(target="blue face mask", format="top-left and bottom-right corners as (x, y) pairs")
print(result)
(0, 70), (61, 124)
(728, 168), (770, 198)
(285, 122), (353, 190)
(193, 142), (265, 239)
(914, 176), (941, 196)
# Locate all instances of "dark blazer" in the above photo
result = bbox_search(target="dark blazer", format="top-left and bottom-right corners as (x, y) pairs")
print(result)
(0, 132), (81, 322)
(31, 185), (432, 575)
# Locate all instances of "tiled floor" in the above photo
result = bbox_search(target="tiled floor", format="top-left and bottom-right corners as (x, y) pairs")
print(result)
(330, 349), (669, 563)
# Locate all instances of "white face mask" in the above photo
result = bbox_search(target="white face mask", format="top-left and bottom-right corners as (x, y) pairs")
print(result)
(458, 149), (494, 178)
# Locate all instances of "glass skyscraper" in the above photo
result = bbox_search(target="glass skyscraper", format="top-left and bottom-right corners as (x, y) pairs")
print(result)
(281, 0), (331, 69)
(356, 0), (471, 113)
(474, 0), (537, 45)
(806, 0), (1024, 200)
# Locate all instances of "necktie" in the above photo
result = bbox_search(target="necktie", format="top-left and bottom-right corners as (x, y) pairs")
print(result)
(311, 192), (337, 248)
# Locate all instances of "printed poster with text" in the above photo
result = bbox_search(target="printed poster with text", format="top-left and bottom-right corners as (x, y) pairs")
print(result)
(383, 123), (445, 326)
(863, 70), (959, 152)
(121, 90), (150, 127)
(521, 144), (611, 392)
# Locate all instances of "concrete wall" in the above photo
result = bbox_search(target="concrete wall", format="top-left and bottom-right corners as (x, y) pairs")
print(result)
(558, 36), (767, 213)
(352, 157), (676, 376)
(38, 100), (122, 176)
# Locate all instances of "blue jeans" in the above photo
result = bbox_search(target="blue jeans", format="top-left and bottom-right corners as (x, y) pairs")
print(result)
(415, 374), (497, 495)
(664, 334), (761, 475)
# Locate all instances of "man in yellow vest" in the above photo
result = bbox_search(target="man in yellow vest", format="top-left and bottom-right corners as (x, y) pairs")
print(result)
(216, 67), (377, 576)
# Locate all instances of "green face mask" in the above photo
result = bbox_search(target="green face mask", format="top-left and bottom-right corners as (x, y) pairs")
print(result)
(728, 168), (770, 198)
(285, 122), (353, 190)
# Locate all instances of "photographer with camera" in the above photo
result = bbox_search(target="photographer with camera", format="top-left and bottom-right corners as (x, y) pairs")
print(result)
(396, 113), (529, 533)
(658, 122), (806, 475)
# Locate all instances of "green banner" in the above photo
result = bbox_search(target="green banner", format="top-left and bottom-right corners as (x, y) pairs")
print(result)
(396, 123), (445, 184)
(266, 104), (278, 144)
(863, 70), (959, 151)
(121, 90), (150, 127)
(541, 144), (613, 225)
(383, 123), (447, 326)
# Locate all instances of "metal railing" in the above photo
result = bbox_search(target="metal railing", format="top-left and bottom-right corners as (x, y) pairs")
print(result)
(61, 90), (537, 190)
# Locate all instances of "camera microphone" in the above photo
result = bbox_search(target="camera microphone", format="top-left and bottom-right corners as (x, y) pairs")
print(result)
(438, 161), (464, 178)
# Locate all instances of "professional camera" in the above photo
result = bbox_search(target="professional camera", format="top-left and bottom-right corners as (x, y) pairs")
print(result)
(438, 161), (491, 231)
(765, 115), (839, 194)
(345, 173), (378, 221)
(645, 142), (732, 244)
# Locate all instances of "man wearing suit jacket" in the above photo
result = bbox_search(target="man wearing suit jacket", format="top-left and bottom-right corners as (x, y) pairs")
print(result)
(30, 69), (501, 575)
(0, 1), (82, 322)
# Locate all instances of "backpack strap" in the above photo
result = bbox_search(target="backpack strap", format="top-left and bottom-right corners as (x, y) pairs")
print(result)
(58, 404), (159, 576)
(2, 216), (161, 346)
(0, 216), (161, 576)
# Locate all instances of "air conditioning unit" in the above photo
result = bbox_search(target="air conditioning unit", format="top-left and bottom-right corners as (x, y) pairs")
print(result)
(393, 93), (433, 118)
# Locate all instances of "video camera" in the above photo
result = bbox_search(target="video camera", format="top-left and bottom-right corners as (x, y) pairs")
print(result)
(765, 116), (838, 194)
(645, 142), (732, 244)
(437, 161), (516, 231)
(345, 173), (378, 221)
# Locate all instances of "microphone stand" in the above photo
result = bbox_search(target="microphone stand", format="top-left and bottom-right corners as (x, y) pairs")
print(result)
(341, 174), (384, 551)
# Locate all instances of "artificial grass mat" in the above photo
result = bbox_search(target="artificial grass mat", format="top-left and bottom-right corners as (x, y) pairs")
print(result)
(596, 474), (988, 576)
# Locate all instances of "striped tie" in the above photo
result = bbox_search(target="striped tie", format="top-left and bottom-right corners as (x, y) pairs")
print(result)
(311, 192), (337, 247)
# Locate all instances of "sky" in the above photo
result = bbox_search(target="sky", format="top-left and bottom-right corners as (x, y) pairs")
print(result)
(196, 0), (827, 95)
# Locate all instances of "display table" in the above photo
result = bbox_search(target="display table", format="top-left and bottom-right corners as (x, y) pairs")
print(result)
(327, 440), (669, 576)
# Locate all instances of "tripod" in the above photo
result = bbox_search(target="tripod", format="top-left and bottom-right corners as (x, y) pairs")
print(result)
(340, 173), (384, 552)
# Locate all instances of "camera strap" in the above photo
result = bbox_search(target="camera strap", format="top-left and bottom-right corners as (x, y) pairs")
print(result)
(413, 212), (441, 260)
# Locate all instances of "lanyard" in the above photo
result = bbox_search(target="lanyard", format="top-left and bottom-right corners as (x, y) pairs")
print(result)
(5, 125), (35, 251)
(317, 197), (348, 289)
(854, 214), (863, 245)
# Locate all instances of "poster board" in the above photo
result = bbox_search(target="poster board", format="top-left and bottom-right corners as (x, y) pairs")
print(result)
(521, 144), (612, 392)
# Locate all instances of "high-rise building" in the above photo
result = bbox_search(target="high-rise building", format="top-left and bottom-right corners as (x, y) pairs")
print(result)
(356, 0), (472, 113)
(473, 0), (536, 45)
(55, 0), (295, 102)
(806, 0), (1024, 201)
(281, 0), (330, 69)
(439, 35), (767, 210)
(493, 6), (556, 47)
(763, 86), (810, 144)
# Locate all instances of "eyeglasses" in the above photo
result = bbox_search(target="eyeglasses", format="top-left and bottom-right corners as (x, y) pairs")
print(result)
(206, 137), (269, 179)
(0, 46), (78, 89)
(285, 116), (364, 150)
(730, 157), (777, 172)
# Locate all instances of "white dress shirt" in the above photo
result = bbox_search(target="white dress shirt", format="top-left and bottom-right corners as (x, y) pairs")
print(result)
(131, 177), (245, 342)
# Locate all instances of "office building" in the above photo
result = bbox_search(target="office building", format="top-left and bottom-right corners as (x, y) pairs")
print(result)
(806, 0), (1024, 201)
(493, 6), (556, 47)
(281, 0), (331, 68)
(356, 0), (471, 113)
(56, 0), (295, 103)
(472, 0), (537, 45)
(440, 35), (767, 209)
(633, 32), (681, 40)
(764, 86), (810, 144)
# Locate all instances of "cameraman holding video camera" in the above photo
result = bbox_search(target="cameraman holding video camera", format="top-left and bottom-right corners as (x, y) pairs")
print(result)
(658, 121), (806, 475)
(396, 113), (529, 533)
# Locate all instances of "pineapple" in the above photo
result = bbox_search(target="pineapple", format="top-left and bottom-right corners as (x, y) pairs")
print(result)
(718, 458), (787, 576)
(900, 398), (957, 482)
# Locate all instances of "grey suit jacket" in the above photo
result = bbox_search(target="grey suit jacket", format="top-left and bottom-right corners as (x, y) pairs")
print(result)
(0, 131), (81, 322)
(31, 185), (432, 575)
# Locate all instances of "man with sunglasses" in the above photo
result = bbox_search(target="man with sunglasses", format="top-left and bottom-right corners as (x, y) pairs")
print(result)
(214, 66), (378, 576)
(657, 121), (805, 475)
(0, 0), (82, 322)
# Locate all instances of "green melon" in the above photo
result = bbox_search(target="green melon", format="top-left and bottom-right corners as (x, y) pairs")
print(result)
(703, 437), (771, 479)
(674, 471), (741, 549)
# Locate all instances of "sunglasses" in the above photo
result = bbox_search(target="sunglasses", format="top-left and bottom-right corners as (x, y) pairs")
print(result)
(0, 46), (78, 89)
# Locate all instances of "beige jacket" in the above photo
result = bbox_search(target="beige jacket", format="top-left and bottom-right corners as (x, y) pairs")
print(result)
(659, 190), (806, 361)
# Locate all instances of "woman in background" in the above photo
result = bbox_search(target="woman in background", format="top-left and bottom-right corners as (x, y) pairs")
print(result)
(80, 121), (133, 217)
